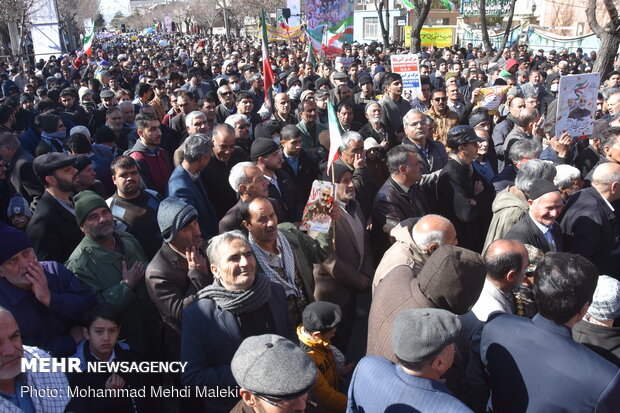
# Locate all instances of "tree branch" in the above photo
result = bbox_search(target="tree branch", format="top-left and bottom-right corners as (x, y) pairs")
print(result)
(602, 0), (620, 30)
(586, 0), (603, 36)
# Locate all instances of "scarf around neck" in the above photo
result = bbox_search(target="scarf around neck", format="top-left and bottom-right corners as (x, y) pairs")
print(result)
(249, 231), (302, 299)
(197, 271), (271, 314)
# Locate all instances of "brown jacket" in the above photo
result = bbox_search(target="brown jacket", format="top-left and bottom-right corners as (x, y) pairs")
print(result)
(145, 242), (212, 357)
(367, 245), (485, 362)
(313, 199), (373, 310)
(149, 95), (169, 121)
(425, 107), (459, 145)
(372, 218), (429, 294)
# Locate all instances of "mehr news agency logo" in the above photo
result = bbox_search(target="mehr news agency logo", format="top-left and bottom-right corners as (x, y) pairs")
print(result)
(22, 357), (188, 374)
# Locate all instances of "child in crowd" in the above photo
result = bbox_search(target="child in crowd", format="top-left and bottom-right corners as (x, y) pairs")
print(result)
(297, 301), (354, 413)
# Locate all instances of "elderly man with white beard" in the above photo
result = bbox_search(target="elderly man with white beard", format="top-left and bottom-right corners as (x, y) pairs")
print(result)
(359, 102), (395, 150)
(65, 191), (163, 360)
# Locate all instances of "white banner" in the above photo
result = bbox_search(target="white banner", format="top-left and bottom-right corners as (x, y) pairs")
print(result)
(287, 0), (301, 28)
(164, 16), (173, 33)
(555, 73), (600, 138)
(29, 0), (62, 60)
(390, 54), (421, 105)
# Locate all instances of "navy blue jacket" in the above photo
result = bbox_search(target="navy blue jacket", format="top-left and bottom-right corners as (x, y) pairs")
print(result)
(347, 356), (472, 413)
(560, 187), (620, 278)
(0, 261), (94, 356)
(180, 281), (291, 413)
(481, 313), (620, 412)
(167, 164), (218, 240)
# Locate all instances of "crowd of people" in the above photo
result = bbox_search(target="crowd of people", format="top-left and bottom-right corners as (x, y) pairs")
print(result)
(0, 31), (619, 412)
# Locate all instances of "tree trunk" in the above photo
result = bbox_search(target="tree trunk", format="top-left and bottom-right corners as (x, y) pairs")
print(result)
(586, 0), (620, 81)
(409, 0), (432, 53)
(491, 0), (517, 62)
(479, 0), (493, 53)
(594, 32), (620, 81)
(376, 0), (390, 50)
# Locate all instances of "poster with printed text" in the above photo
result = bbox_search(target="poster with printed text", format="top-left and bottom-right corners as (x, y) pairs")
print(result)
(475, 86), (510, 115)
(390, 54), (421, 105)
(555, 73), (600, 138)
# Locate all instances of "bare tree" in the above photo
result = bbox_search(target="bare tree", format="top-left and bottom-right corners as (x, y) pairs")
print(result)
(0, 0), (39, 58)
(587, 0), (620, 81)
(491, 0), (517, 62)
(376, 0), (390, 50)
(479, 0), (494, 53)
(408, 0), (432, 53)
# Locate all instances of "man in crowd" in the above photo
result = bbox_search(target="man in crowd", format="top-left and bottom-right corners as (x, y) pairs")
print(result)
(379, 73), (411, 140)
(241, 196), (334, 326)
(231, 334), (317, 413)
(297, 99), (327, 162)
(471, 239), (529, 321)
(0, 131), (43, 205)
(373, 214), (457, 292)
(426, 89), (459, 144)
(367, 245), (485, 362)
(146, 197), (212, 360)
(202, 124), (249, 219)
(180, 230), (291, 412)
(168, 133), (218, 240)
(0, 225), (94, 356)
(437, 126), (495, 252)
(349, 309), (471, 412)
(506, 178), (564, 253)
(26, 153), (84, 262)
(65, 191), (162, 359)
(127, 112), (172, 196)
(481, 253), (620, 411)
(279, 124), (321, 202)
(561, 162), (620, 278)
(0, 307), (71, 411)
(251, 138), (304, 223)
(372, 145), (427, 257)
(314, 163), (373, 352)
(106, 156), (163, 260)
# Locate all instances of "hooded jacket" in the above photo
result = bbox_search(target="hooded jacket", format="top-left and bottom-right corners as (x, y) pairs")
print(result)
(297, 326), (347, 413)
(372, 218), (429, 293)
(125, 139), (172, 196)
(483, 185), (529, 251)
(367, 245), (485, 362)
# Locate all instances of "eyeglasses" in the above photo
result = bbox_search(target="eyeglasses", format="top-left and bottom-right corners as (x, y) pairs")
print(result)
(220, 91), (233, 96)
(433, 97), (448, 102)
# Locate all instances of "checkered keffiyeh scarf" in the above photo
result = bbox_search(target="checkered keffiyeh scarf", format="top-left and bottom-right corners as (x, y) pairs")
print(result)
(249, 230), (302, 299)
(0, 346), (70, 413)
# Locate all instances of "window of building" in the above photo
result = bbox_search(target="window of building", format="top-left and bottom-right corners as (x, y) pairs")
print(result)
(364, 17), (379, 38)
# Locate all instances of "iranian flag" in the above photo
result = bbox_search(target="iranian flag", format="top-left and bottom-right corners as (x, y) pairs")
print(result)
(277, 14), (289, 31)
(83, 20), (95, 57)
(441, 0), (456, 11)
(260, 9), (275, 110)
(400, 0), (415, 11)
(306, 40), (317, 67)
(326, 101), (343, 174)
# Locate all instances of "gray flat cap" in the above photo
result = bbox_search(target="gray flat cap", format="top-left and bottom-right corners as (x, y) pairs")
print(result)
(231, 334), (316, 400)
(392, 308), (462, 363)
